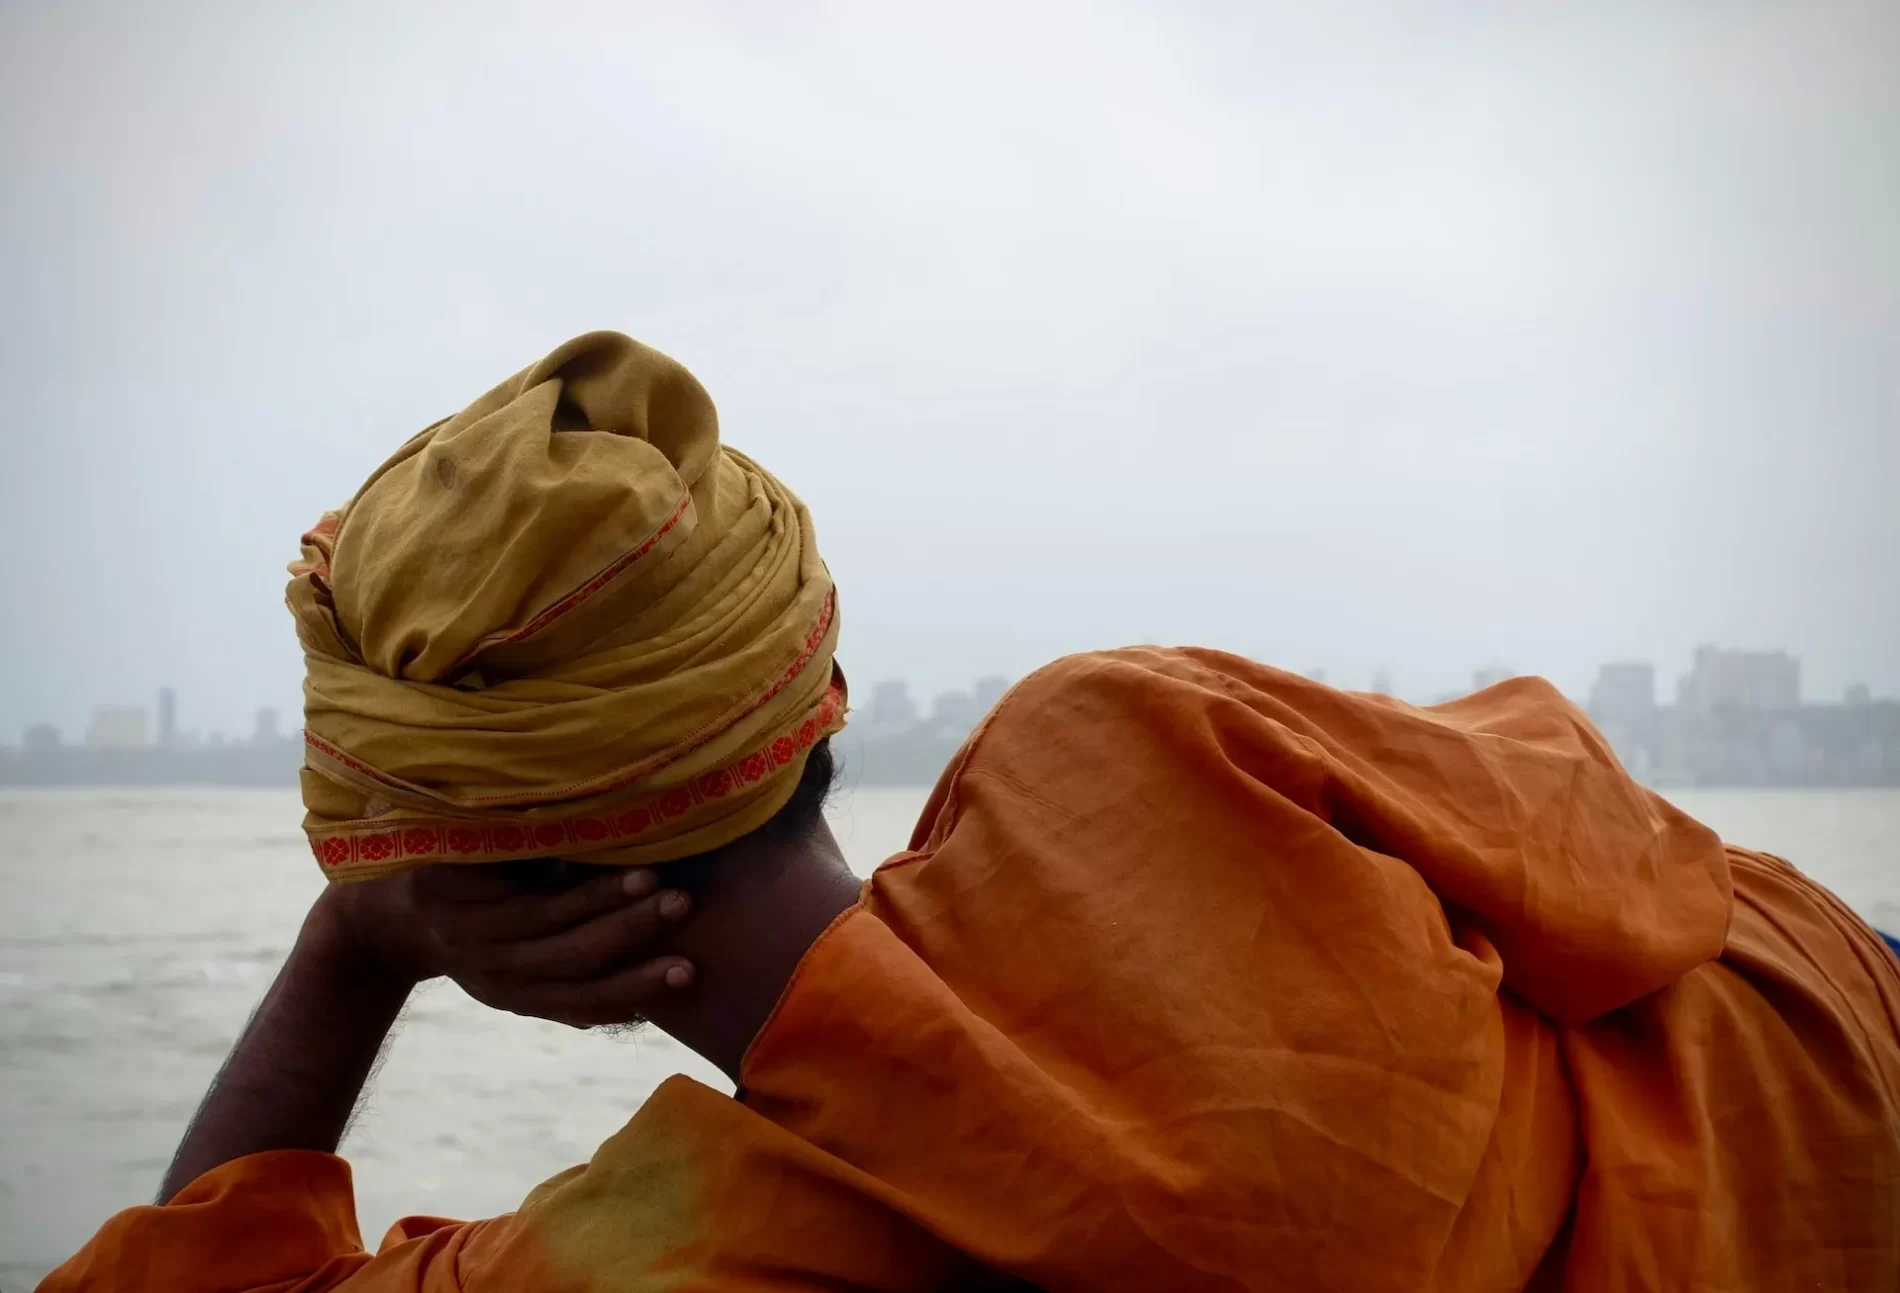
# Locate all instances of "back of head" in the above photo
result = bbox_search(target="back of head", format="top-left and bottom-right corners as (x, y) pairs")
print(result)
(287, 331), (844, 880)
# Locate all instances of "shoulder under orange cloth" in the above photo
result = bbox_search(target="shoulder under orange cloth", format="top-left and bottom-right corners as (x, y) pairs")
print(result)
(43, 649), (1900, 1290)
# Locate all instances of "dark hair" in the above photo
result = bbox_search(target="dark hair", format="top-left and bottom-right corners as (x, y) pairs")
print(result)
(657, 737), (837, 894)
(766, 736), (839, 835)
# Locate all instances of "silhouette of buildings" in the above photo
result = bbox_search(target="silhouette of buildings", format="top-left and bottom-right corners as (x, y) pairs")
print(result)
(974, 676), (1010, 711)
(2, 689), (303, 787)
(839, 675), (1020, 786)
(85, 706), (147, 749)
(1586, 646), (1898, 787)
(1588, 662), (1656, 722)
(929, 688), (983, 732)
(862, 680), (918, 734)
(1677, 646), (1798, 718)
(5, 653), (1897, 789)
(1471, 664), (1513, 692)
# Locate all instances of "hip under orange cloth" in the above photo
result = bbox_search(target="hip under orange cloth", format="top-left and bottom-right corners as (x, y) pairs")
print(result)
(44, 649), (1900, 1291)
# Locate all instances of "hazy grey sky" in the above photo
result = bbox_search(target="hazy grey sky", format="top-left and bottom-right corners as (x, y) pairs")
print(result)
(2, 0), (1896, 740)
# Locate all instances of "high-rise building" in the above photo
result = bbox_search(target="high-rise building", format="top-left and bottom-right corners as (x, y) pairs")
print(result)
(1471, 665), (1513, 692)
(930, 690), (983, 732)
(1677, 645), (1799, 716)
(1370, 669), (1392, 696)
(23, 723), (61, 751)
(1588, 662), (1656, 727)
(86, 706), (148, 749)
(157, 687), (177, 748)
(973, 675), (1010, 712)
(864, 680), (918, 733)
(253, 707), (281, 745)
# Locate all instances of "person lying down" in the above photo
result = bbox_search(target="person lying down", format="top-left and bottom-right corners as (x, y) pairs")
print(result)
(44, 333), (1900, 1292)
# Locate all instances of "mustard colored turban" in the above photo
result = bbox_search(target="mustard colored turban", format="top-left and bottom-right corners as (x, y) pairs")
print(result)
(287, 332), (844, 880)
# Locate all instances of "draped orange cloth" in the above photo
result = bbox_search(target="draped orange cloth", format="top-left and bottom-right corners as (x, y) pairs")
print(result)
(44, 650), (1900, 1290)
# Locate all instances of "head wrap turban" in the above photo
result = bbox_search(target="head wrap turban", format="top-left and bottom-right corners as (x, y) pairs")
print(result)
(287, 331), (844, 881)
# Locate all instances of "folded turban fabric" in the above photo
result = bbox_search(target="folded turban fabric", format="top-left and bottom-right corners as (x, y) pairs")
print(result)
(286, 332), (844, 880)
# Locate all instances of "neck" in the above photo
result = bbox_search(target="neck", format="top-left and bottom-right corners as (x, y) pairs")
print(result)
(640, 818), (861, 1084)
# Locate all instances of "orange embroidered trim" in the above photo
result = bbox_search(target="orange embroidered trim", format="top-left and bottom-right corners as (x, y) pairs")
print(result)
(308, 681), (845, 871)
(446, 488), (694, 672)
(302, 589), (838, 811)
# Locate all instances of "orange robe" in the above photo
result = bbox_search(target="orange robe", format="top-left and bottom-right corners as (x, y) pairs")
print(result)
(43, 649), (1900, 1291)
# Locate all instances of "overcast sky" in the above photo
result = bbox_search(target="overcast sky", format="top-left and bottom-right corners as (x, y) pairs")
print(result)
(2, 0), (1896, 741)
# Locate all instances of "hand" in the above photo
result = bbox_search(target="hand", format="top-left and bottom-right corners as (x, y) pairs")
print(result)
(319, 862), (696, 1028)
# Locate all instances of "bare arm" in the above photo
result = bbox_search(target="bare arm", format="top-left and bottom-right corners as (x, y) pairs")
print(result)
(160, 893), (409, 1200)
(161, 864), (697, 1202)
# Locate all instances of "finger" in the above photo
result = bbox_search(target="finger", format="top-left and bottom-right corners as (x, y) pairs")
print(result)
(418, 858), (593, 905)
(448, 867), (661, 945)
(497, 858), (589, 893)
(505, 956), (697, 1028)
(485, 887), (692, 982)
(414, 862), (524, 905)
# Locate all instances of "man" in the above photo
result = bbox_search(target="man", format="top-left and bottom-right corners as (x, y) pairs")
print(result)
(45, 333), (1900, 1290)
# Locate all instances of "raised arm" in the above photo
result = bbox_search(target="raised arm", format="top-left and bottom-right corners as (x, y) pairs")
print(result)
(166, 862), (696, 1197)
(45, 863), (698, 1292)
(158, 890), (411, 1199)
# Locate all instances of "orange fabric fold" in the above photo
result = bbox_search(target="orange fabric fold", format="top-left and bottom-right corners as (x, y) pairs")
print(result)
(45, 648), (1900, 1290)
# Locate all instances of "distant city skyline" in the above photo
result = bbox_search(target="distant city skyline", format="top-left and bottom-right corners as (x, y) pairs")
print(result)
(9, 642), (1895, 790)
(13, 642), (1890, 752)
(24, 701), (290, 751)
(4, 4), (1897, 775)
